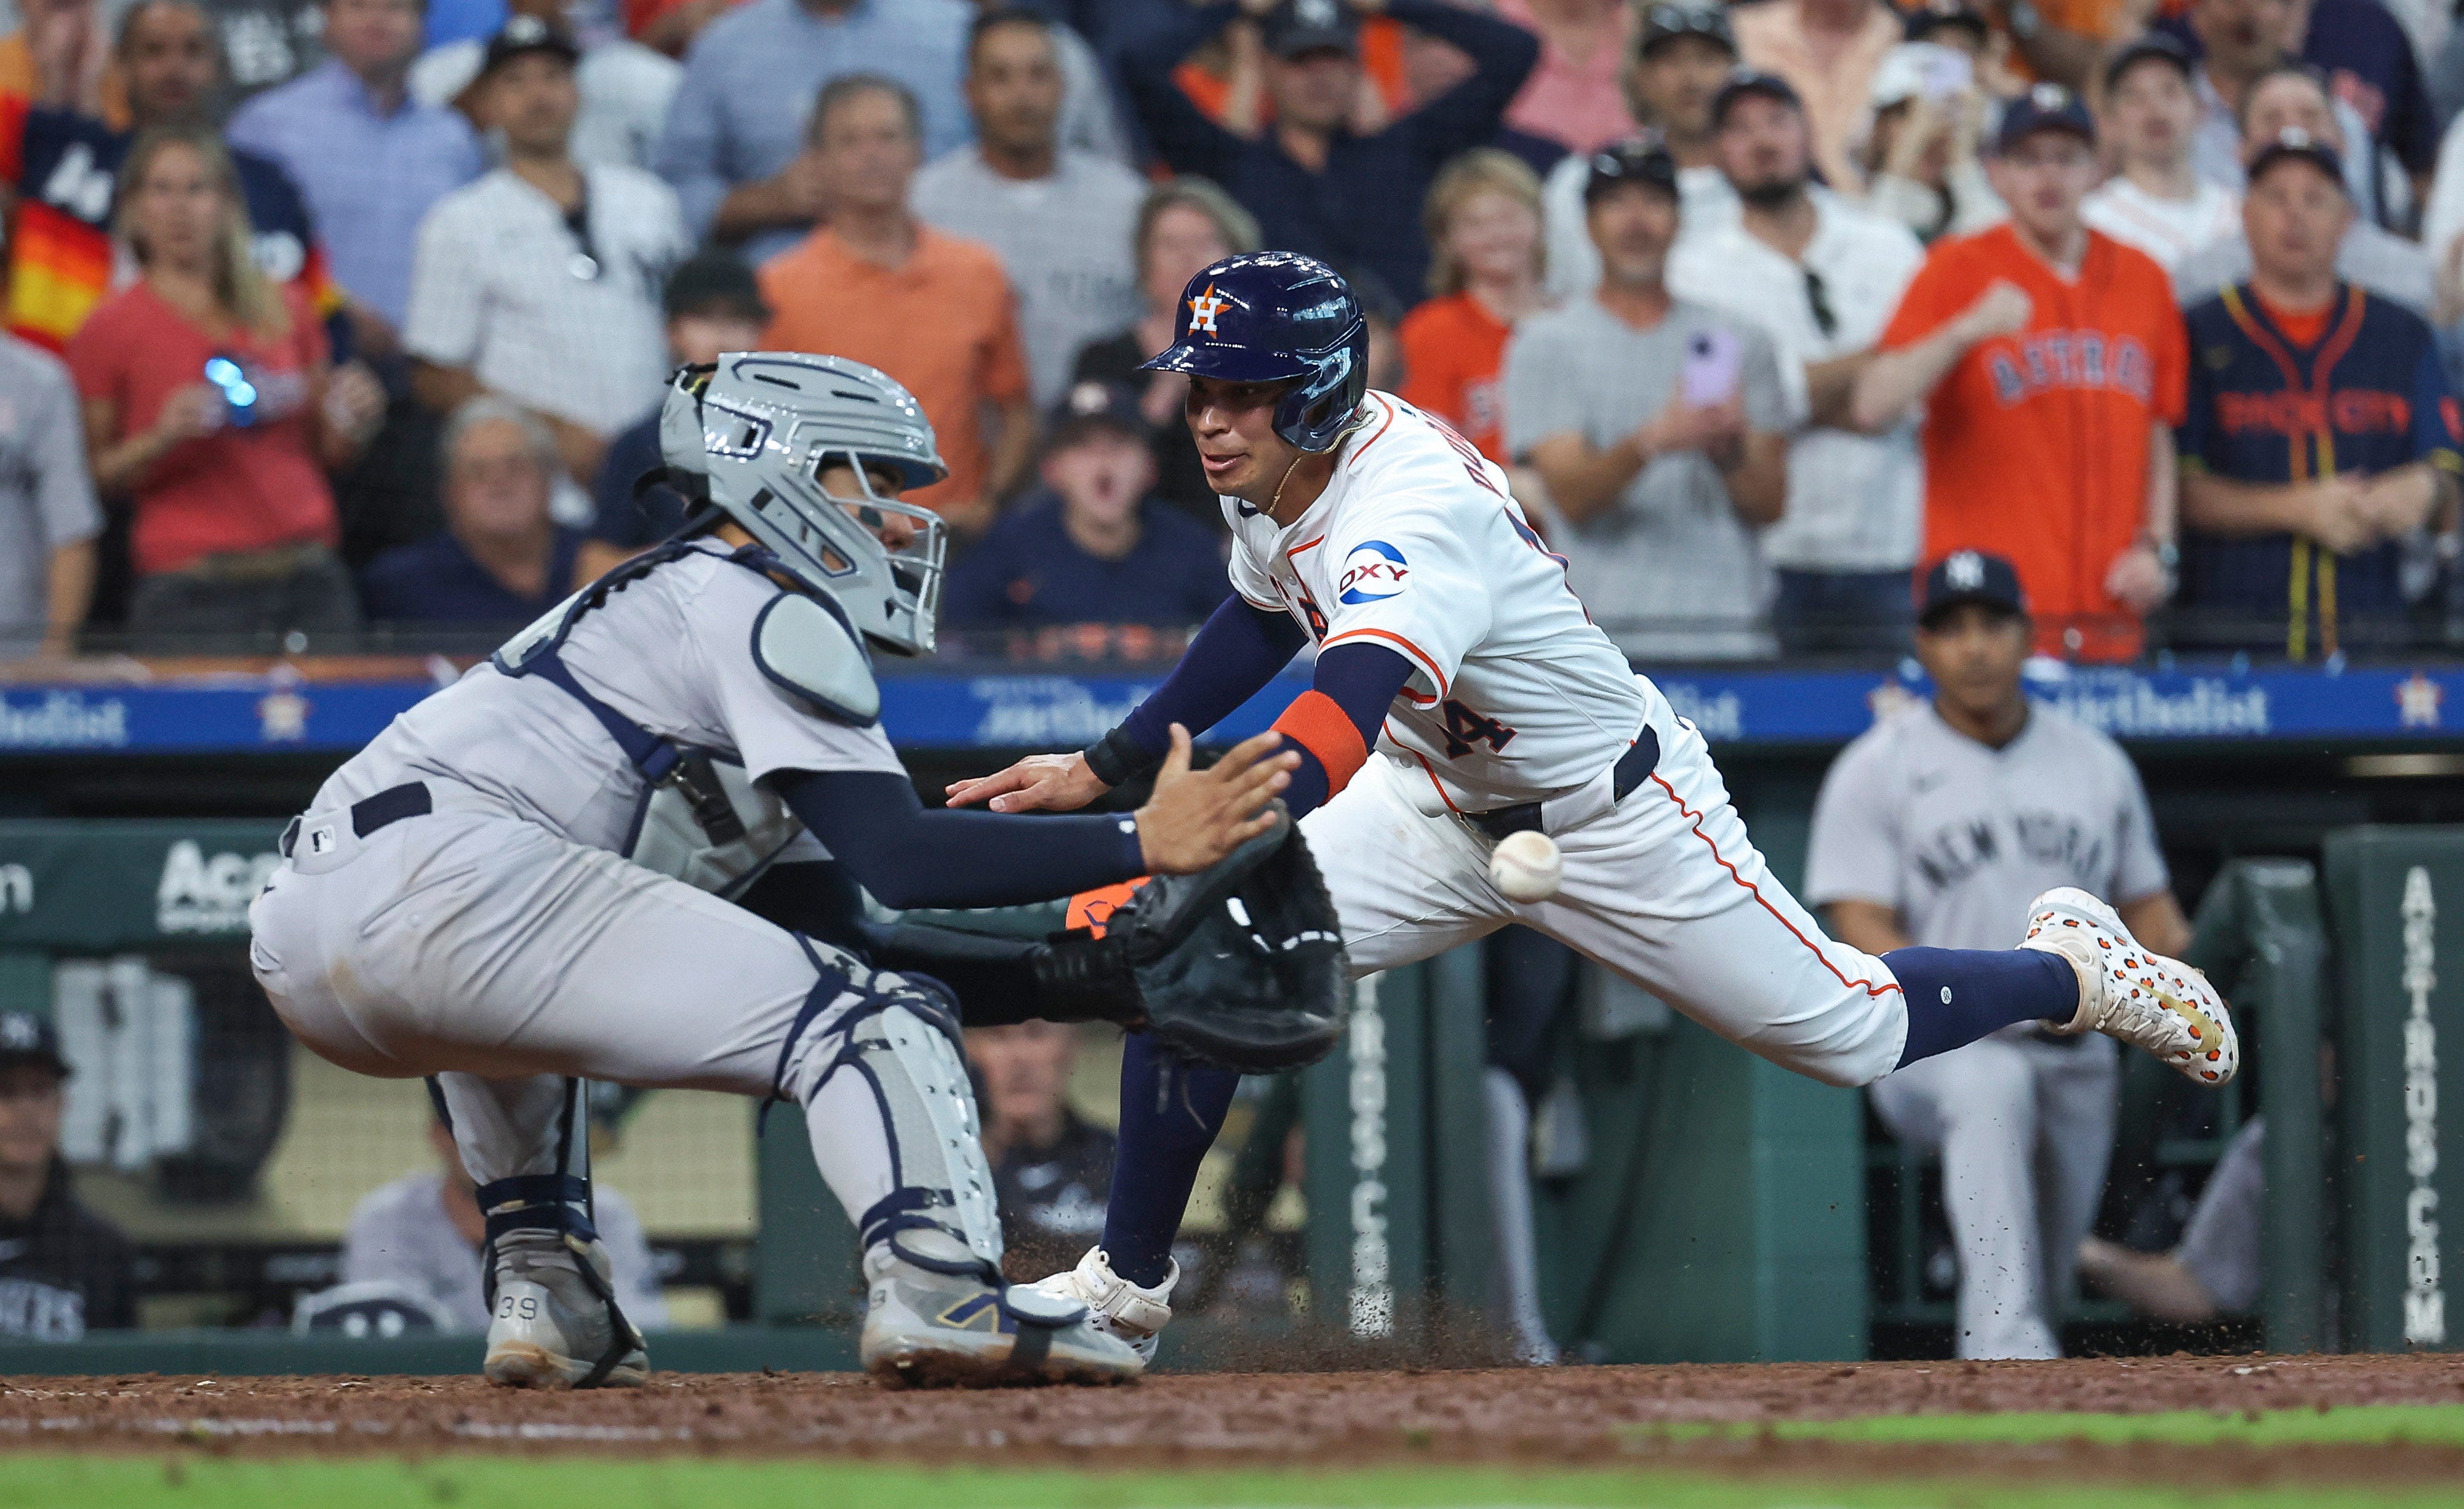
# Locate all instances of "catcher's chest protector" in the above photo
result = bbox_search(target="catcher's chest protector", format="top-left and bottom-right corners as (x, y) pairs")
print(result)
(490, 543), (874, 899)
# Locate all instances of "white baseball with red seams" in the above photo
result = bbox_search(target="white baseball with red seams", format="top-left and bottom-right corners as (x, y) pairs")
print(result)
(1223, 391), (1918, 1089)
(1488, 830), (1563, 904)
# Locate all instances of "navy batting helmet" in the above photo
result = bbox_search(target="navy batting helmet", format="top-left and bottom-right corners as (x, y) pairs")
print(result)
(1139, 251), (1368, 453)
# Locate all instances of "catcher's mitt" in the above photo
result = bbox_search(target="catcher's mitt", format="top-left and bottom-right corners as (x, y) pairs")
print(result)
(1105, 804), (1349, 1072)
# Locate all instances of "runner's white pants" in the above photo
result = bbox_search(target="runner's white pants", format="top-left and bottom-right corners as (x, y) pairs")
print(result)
(246, 797), (906, 1231)
(1302, 680), (1910, 1089)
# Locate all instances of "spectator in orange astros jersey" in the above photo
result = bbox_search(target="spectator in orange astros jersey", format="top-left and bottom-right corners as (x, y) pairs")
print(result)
(1399, 148), (1546, 468)
(1853, 84), (2187, 663)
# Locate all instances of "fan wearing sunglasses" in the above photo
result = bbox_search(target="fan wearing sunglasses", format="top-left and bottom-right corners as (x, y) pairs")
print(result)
(1668, 67), (1928, 656)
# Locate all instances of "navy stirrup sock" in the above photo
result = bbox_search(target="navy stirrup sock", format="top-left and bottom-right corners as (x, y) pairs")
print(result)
(1885, 947), (2082, 1068)
(1100, 1032), (1239, 1288)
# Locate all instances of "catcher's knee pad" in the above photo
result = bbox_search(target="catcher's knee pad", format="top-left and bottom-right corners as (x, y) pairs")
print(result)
(773, 938), (1003, 1274)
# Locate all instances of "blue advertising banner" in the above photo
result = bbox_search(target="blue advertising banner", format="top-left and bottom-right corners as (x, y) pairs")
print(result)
(0, 659), (2456, 756)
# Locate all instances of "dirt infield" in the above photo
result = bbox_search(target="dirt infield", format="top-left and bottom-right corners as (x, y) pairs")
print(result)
(3, 1352), (2463, 1485)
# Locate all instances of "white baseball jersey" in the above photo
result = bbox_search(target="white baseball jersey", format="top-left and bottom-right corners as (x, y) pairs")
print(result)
(1226, 392), (1648, 811)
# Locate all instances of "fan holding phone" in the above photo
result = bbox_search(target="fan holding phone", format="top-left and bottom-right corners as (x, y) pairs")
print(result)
(1504, 137), (1789, 661)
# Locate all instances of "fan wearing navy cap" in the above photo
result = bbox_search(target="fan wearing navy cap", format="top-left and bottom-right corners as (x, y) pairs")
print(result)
(2174, 129), (2462, 658)
(1807, 550), (2193, 1359)
(0, 1009), (134, 1340)
(941, 382), (1233, 631)
(1118, 0), (1541, 305)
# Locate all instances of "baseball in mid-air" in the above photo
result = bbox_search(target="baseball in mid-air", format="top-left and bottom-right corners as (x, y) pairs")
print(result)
(1488, 829), (1563, 903)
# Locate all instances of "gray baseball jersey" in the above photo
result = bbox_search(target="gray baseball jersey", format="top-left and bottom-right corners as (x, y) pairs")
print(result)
(342, 1170), (668, 1334)
(1805, 701), (2170, 950)
(310, 544), (903, 854)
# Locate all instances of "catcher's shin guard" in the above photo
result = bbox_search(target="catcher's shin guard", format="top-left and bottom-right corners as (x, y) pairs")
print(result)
(471, 1081), (648, 1389)
(775, 939), (1139, 1386)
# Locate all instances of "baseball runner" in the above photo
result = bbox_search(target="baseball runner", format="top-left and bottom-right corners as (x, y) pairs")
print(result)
(247, 353), (1346, 1391)
(948, 251), (2242, 1360)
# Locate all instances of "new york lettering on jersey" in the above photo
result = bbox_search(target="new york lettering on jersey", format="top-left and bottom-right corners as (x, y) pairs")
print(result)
(0, 96), (341, 353)
(1227, 393), (1642, 806)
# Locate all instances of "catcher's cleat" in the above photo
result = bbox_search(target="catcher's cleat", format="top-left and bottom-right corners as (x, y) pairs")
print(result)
(860, 1230), (1144, 1389)
(2021, 887), (2239, 1085)
(1027, 1246), (1177, 1366)
(483, 1230), (649, 1389)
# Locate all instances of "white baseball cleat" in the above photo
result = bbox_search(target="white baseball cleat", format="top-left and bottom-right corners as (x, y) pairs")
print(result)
(1028, 1247), (1177, 1365)
(482, 1230), (649, 1389)
(859, 1231), (1144, 1389)
(2021, 887), (2239, 1085)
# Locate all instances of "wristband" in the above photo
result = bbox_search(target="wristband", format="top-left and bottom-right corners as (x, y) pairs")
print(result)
(1082, 724), (1156, 788)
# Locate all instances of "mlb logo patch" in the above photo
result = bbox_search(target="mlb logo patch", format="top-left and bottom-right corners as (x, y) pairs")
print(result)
(307, 826), (338, 857)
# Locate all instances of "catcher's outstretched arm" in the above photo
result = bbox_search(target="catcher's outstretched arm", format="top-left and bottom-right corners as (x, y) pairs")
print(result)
(1085, 598), (1308, 783)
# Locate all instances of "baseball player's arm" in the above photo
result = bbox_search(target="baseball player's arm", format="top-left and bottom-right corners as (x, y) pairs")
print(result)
(2115, 892), (2191, 959)
(782, 726), (1295, 907)
(1822, 899), (1912, 956)
(1850, 281), (2032, 433)
(946, 596), (1308, 812)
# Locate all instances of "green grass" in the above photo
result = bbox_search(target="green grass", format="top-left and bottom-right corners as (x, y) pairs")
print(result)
(1, 1453), (2460, 1509)
(1621, 1402), (2464, 1449)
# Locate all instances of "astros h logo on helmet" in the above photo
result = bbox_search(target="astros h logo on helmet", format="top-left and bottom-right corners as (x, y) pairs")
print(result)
(1187, 284), (1229, 336)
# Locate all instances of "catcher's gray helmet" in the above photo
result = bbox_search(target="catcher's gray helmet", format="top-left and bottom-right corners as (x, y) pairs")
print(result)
(659, 352), (951, 655)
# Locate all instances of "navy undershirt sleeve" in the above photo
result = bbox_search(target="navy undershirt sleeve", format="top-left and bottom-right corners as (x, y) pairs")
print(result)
(1280, 642), (1416, 817)
(778, 769), (1146, 910)
(1117, 597), (1309, 761)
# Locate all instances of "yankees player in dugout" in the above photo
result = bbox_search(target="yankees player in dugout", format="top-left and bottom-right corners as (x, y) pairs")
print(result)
(949, 250), (2241, 1361)
(250, 352), (1311, 1392)
(1807, 551), (2193, 1360)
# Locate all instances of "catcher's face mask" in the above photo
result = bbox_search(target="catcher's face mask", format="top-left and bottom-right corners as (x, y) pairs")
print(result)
(658, 354), (951, 656)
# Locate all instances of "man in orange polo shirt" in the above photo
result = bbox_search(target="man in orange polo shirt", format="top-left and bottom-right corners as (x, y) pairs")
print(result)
(759, 72), (1036, 537)
(1853, 84), (2185, 663)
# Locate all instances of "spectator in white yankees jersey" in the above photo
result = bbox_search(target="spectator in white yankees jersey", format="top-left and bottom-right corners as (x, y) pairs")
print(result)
(2081, 37), (2241, 278)
(911, 8), (1146, 410)
(410, 0), (683, 172)
(1805, 551), (2193, 1360)
(404, 17), (689, 496)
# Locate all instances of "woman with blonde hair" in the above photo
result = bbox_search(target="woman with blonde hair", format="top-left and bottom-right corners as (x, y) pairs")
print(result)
(1399, 147), (1546, 466)
(68, 124), (380, 649)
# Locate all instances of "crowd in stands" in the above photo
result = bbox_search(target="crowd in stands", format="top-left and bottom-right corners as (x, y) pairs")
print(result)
(0, 0), (2458, 663)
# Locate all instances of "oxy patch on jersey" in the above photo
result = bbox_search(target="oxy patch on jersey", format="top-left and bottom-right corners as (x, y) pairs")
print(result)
(1336, 540), (1409, 605)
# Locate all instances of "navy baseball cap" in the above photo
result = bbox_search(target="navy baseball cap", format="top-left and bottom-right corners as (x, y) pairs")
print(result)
(1904, 0), (1989, 45)
(1045, 380), (1147, 451)
(1583, 137), (1681, 205)
(1995, 81), (2096, 155)
(1260, 0), (1357, 59)
(0, 1008), (67, 1078)
(2245, 127), (2347, 194)
(1711, 68), (1802, 128)
(1639, 1), (1736, 56)
(2102, 32), (2194, 94)
(481, 13), (580, 75)
(1919, 551), (2028, 626)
